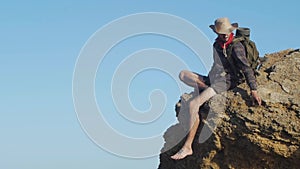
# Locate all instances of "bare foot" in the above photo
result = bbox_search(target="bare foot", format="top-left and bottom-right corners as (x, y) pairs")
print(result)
(171, 148), (193, 160)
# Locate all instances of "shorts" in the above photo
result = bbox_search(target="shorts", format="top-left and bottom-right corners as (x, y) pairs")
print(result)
(201, 75), (236, 94)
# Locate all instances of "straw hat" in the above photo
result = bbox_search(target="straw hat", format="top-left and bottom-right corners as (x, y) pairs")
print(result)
(209, 17), (238, 34)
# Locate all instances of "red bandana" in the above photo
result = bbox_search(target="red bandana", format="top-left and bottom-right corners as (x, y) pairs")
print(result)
(217, 33), (234, 49)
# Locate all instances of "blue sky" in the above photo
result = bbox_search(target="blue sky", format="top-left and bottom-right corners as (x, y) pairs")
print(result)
(1, 0), (299, 169)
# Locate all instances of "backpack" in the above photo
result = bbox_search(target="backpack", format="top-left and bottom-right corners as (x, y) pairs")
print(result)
(227, 27), (260, 82)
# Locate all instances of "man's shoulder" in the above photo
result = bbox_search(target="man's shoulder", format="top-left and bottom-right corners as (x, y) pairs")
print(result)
(231, 40), (245, 51)
(232, 40), (243, 47)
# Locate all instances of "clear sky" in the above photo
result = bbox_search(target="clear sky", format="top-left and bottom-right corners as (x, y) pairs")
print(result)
(1, 0), (299, 169)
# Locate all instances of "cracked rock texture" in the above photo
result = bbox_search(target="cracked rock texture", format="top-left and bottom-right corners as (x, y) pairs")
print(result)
(158, 49), (300, 169)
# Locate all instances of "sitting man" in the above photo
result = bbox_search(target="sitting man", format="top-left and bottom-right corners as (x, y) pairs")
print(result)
(171, 17), (262, 160)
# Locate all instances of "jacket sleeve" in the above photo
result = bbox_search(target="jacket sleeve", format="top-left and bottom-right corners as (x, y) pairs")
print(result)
(232, 42), (258, 90)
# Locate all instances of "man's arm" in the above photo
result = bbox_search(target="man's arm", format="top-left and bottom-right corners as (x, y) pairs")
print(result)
(232, 42), (262, 105)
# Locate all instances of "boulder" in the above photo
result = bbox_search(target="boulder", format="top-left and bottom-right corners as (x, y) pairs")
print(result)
(158, 49), (300, 169)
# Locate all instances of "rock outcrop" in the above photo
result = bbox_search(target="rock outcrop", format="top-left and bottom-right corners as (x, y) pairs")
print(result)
(158, 49), (300, 169)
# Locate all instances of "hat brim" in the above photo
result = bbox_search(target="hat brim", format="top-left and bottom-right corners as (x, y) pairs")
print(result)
(209, 23), (238, 34)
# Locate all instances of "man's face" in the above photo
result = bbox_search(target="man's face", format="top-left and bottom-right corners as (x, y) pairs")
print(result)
(218, 33), (230, 42)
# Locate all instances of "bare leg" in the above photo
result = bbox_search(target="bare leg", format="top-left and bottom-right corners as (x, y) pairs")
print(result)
(179, 70), (208, 90)
(171, 87), (217, 160)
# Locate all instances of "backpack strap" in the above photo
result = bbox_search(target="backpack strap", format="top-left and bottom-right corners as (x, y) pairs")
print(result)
(226, 38), (240, 72)
(226, 38), (246, 83)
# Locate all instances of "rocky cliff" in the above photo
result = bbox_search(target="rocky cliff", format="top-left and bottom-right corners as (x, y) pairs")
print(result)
(158, 49), (300, 169)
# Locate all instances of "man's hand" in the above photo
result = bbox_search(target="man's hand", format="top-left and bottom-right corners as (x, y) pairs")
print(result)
(251, 90), (262, 106)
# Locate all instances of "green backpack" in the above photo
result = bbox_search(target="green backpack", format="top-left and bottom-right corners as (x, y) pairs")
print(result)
(227, 27), (260, 82)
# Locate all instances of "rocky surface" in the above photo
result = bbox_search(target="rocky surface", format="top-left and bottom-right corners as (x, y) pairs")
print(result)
(158, 49), (300, 169)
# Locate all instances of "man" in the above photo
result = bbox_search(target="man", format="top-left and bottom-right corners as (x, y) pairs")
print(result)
(171, 17), (262, 160)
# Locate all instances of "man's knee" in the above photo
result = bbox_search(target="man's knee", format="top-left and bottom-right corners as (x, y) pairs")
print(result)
(179, 70), (189, 81)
